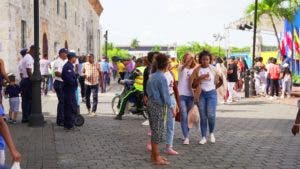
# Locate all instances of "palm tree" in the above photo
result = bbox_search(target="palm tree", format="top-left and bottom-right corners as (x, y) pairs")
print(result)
(246, 0), (283, 46)
(130, 38), (139, 50)
(246, 0), (299, 47)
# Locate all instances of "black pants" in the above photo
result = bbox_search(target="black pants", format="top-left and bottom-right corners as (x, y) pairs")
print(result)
(63, 90), (76, 129)
(20, 78), (32, 122)
(266, 77), (271, 95)
(270, 79), (279, 97)
(85, 84), (99, 112)
(78, 76), (86, 99)
(54, 80), (64, 125)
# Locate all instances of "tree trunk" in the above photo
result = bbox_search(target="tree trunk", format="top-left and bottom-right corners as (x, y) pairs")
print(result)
(269, 14), (281, 49)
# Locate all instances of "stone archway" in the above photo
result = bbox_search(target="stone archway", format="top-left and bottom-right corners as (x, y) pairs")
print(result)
(42, 33), (48, 57)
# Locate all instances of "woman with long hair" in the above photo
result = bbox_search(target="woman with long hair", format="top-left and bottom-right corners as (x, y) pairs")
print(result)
(178, 53), (197, 145)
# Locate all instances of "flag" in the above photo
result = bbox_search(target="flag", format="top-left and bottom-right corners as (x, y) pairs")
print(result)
(294, 29), (300, 54)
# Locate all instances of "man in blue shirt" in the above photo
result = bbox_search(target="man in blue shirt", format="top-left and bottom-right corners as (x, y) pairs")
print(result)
(61, 51), (78, 131)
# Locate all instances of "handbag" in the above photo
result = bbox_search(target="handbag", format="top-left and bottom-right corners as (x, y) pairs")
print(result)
(187, 104), (200, 129)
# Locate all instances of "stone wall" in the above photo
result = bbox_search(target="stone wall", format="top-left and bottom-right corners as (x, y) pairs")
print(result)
(0, 0), (102, 75)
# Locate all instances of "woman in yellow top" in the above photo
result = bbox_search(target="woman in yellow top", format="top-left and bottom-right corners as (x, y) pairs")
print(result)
(170, 56), (179, 84)
(117, 60), (126, 80)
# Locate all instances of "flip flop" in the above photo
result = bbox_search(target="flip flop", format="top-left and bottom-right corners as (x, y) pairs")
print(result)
(153, 159), (170, 165)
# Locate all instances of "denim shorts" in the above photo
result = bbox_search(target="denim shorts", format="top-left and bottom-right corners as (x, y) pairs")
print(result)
(9, 97), (20, 112)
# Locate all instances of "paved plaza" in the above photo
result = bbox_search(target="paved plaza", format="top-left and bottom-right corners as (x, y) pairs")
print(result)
(2, 84), (300, 169)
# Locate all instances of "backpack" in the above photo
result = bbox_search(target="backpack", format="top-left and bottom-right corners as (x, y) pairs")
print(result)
(269, 64), (280, 79)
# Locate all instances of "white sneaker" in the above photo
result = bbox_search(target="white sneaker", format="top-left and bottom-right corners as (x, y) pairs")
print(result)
(183, 138), (189, 145)
(209, 133), (216, 143)
(141, 120), (149, 126)
(280, 95), (284, 99)
(199, 137), (207, 145)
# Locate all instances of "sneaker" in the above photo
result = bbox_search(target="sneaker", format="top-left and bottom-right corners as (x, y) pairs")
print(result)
(164, 148), (179, 155)
(280, 95), (284, 99)
(199, 137), (207, 145)
(142, 120), (149, 126)
(146, 142), (152, 151)
(209, 133), (216, 143)
(91, 112), (97, 117)
(183, 138), (189, 145)
(114, 115), (122, 120)
(287, 95), (291, 99)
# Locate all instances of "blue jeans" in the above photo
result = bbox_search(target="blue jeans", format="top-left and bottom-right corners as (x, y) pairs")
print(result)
(198, 90), (217, 137)
(180, 95), (194, 139)
(85, 84), (99, 112)
(166, 94), (176, 147)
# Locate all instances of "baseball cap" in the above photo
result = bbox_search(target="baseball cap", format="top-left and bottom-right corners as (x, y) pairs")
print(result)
(67, 51), (77, 58)
(59, 48), (68, 54)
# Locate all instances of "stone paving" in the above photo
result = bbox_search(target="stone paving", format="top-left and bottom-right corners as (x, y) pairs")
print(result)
(2, 84), (300, 169)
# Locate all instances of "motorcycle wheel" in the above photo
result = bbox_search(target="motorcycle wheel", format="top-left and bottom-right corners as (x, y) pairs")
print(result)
(75, 114), (85, 126)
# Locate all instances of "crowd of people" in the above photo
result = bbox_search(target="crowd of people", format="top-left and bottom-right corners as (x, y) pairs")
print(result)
(0, 43), (299, 166)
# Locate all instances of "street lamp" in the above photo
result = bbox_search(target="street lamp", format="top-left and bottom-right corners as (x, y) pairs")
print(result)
(249, 0), (258, 97)
(104, 30), (108, 57)
(213, 33), (225, 57)
(28, 0), (45, 127)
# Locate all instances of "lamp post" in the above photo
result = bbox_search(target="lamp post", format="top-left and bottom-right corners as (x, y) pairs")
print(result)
(28, 0), (45, 127)
(249, 0), (258, 97)
(213, 33), (225, 56)
(104, 30), (108, 57)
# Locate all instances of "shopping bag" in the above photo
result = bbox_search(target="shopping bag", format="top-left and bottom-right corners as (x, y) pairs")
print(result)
(11, 162), (21, 169)
(188, 105), (199, 129)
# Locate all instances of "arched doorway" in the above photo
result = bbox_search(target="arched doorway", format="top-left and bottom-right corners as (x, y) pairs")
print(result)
(42, 33), (48, 57)
(64, 40), (68, 49)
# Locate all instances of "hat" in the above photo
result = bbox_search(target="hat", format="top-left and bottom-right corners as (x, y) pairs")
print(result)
(67, 51), (77, 58)
(170, 55), (176, 58)
(7, 73), (15, 77)
(20, 48), (27, 56)
(59, 48), (68, 54)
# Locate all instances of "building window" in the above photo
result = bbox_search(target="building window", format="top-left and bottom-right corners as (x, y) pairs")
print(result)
(64, 2), (67, 19)
(57, 0), (60, 15)
(21, 20), (26, 48)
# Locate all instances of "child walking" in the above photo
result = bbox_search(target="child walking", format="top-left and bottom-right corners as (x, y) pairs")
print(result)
(4, 74), (21, 124)
(281, 64), (292, 99)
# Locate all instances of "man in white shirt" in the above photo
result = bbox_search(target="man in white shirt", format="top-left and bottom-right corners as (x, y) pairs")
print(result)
(53, 48), (68, 126)
(40, 54), (51, 95)
(20, 45), (35, 123)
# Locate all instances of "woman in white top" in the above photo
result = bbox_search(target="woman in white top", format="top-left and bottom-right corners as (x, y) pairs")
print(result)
(196, 50), (223, 145)
(178, 53), (196, 145)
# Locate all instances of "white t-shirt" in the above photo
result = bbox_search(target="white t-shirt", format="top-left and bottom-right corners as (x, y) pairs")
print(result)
(178, 67), (194, 96)
(53, 57), (67, 82)
(40, 58), (51, 75)
(164, 71), (174, 94)
(199, 67), (215, 92)
(21, 54), (34, 78)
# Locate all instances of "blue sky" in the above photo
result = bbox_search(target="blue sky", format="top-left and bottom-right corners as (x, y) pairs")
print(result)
(100, 0), (278, 47)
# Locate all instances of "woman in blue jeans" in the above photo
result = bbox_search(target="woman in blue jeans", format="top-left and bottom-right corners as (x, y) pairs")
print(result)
(196, 50), (223, 145)
(178, 53), (196, 145)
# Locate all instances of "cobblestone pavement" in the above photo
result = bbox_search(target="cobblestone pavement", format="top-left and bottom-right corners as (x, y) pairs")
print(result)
(2, 83), (300, 169)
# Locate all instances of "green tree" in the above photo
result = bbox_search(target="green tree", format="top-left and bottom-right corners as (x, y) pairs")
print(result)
(151, 45), (161, 52)
(246, 0), (299, 47)
(130, 38), (139, 50)
(246, 0), (282, 46)
(102, 43), (130, 60)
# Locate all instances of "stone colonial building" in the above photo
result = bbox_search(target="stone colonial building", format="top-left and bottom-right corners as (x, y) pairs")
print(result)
(0, 0), (103, 74)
